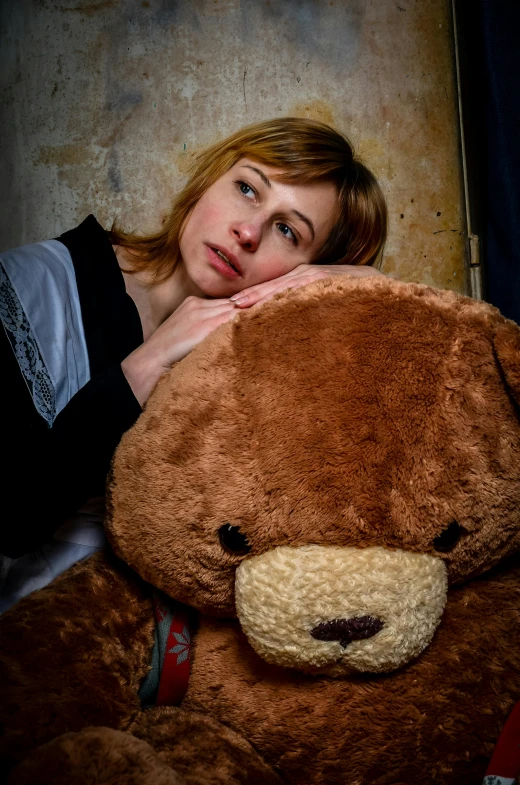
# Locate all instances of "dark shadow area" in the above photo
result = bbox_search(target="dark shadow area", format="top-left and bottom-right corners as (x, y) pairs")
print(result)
(456, 0), (520, 323)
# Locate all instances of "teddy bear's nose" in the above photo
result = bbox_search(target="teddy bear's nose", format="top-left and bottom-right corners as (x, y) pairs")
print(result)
(310, 616), (384, 648)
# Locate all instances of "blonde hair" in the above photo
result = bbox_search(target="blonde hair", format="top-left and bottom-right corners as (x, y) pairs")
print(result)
(110, 117), (387, 283)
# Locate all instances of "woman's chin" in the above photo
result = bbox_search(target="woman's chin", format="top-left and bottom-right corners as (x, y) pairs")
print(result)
(195, 274), (241, 300)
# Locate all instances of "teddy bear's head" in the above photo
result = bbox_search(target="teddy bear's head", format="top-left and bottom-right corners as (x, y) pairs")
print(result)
(106, 277), (520, 676)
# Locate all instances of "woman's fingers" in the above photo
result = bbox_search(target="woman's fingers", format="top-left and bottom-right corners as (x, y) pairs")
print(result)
(251, 275), (324, 309)
(231, 263), (384, 308)
(194, 303), (238, 337)
(161, 298), (236, 356)
(177, 295), (235, 315)
(228, 267), (304, 307)
(230, 282), (280, 308)
(231, 267), (328, 308)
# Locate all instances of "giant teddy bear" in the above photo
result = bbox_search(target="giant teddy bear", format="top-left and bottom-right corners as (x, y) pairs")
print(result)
(1, 276), (520, 785)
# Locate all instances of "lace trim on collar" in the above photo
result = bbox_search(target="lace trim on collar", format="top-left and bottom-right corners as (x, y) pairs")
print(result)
(0, 261), (55, 425)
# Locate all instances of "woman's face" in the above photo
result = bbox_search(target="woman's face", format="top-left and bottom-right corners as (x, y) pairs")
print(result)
(179, 158), (339, 298)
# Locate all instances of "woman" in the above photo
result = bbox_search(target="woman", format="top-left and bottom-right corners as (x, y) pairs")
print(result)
(0, 117), (387, 609)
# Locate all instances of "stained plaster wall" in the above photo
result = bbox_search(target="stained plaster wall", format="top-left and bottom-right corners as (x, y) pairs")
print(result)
(0, 0), (467, 293)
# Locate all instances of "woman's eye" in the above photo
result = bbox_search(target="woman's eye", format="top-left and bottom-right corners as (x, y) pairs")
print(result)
(235, 180), (255, 199)
(218, 524), (251, 555)
(277, 223), (297, 244)
(433, 521), (463, 552)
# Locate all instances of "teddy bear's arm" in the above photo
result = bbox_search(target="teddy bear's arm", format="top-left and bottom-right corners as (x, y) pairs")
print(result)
(7, 727), (186, 785)
(6, 710), (284, 785)
(129, 705), (284, 785)
(0, 551), (154, 773)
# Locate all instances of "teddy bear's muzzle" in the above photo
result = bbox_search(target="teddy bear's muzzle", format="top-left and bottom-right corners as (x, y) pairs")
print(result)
(235, 544), (448, 676)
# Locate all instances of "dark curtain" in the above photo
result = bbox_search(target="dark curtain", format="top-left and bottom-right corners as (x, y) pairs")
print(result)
(477, 1), (520, 323)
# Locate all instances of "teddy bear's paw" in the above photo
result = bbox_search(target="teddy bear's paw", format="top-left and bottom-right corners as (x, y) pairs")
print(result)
(130, 706), (284, 785)
(7, 727), (186, 785)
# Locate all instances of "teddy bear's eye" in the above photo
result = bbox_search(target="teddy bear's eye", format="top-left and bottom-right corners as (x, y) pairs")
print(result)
(433, 521), (462, 552)
(218, 524), (251, 555)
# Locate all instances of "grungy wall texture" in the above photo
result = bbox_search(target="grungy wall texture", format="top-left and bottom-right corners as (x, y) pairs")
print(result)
(0, 0), (467, 292)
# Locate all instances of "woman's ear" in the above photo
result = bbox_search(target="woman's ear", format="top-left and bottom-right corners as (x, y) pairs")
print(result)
(494, 319), (520, 405)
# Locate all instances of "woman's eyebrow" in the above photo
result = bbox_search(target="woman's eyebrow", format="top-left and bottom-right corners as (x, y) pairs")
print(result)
(290, 209), (315, 241)
(241, 165), (315, 240)
(243, 164), (271, 188)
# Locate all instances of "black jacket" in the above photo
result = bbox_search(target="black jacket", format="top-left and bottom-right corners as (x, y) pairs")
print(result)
(1, 216), (143, 557)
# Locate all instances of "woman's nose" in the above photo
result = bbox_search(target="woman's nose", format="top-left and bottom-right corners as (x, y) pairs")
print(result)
(231, 221), (261, 252)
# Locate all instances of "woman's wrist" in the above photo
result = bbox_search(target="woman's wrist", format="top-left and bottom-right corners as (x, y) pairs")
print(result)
(121, 346), (166, 407)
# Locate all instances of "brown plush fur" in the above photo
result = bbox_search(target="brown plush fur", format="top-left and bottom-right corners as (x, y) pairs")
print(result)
(9, 712), (281, 785)
(185, 556), (520, 783)
(130, 708), (283, 784)
(0, 553), (153, 771)
(109, 278), (520, 601)
(1, 277), (520, 784)
(1, 553), (283, 785)
(9, 728), (186, 785)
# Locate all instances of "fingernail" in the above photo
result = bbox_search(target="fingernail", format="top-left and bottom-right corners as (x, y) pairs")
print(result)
(232, 297), (248, 307)
(229, 294), (241, 302)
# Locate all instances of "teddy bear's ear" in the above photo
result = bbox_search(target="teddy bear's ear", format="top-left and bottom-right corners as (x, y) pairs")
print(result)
(494, 319), (520, 405)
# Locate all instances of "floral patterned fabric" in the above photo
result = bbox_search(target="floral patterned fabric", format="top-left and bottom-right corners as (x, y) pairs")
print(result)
(139, 591), (191, 708)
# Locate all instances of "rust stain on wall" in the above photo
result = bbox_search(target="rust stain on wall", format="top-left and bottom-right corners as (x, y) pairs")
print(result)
(34, 145), (91, 167)
(59, 1), (119, 15)
(289, 100), (336, 128)
(174, 146), (205, 176)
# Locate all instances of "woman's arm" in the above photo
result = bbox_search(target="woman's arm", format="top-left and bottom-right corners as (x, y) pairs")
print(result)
(1, 297), (238, 558)
(122, 296), (237, 406)
(1, 352), (141, 557)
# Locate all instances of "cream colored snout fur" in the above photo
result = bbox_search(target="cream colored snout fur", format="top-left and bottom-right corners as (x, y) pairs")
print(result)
(235, 545), (448, 675)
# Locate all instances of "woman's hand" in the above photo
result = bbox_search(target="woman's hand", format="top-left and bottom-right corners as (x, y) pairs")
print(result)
(230, 264), (384, 309)
(121, 296), (238, 406)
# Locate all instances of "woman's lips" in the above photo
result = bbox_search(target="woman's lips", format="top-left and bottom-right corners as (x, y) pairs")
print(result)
(205, 244), (243, 279)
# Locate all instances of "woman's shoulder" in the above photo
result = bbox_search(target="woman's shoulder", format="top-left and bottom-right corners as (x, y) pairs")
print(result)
(0, 215), (111, 288)
(57, 214), (111, 260)
(0, 232), (91, 426)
